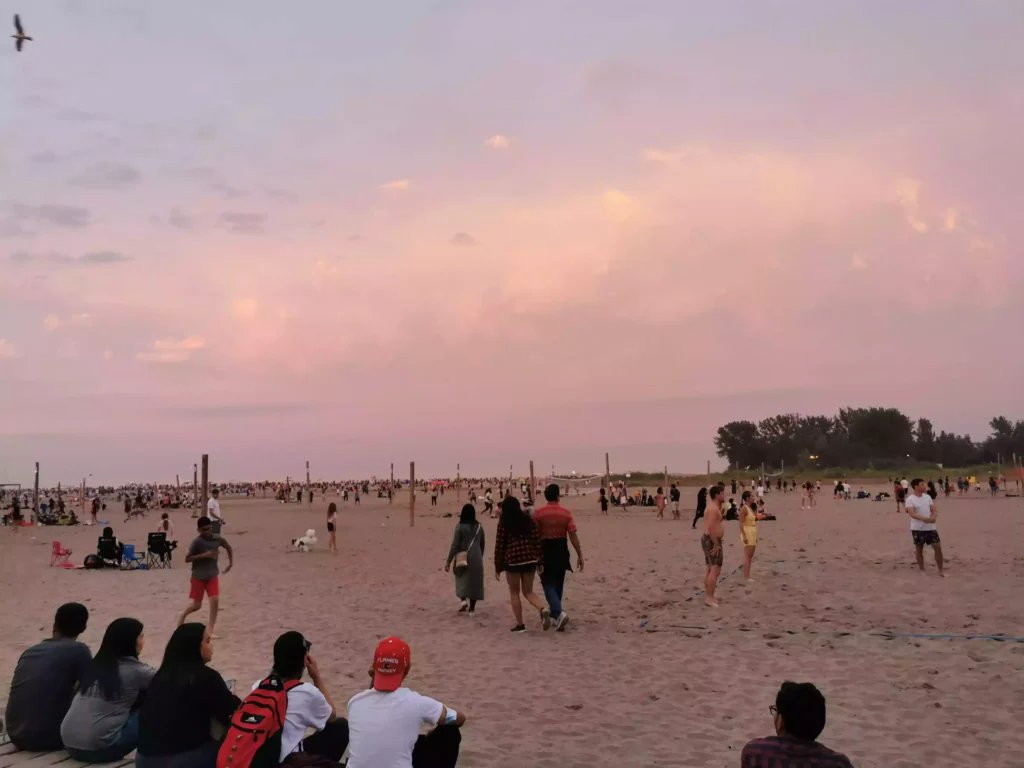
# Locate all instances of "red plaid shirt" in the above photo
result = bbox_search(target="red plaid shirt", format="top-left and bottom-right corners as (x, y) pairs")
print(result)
(494, 518), (542, 572)
(741, 736), (853, 768)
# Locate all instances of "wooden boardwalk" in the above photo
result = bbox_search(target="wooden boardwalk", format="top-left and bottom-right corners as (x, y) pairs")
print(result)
(0, 742), (134, 768)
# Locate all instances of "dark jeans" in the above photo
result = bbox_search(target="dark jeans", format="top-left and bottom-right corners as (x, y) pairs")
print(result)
(412, 725), (461, 768)
(137, 740), (220, 768)
(67, 712), (139, 764)
(286, 718), (350, 764)
(540, 566), (566, 618)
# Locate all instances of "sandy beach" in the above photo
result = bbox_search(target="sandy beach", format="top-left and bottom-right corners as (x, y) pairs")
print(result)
(2, 486), (1023, 767)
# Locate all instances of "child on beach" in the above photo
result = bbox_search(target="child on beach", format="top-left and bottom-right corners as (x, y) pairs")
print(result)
(327, 502), (338, 554)
(655, 487), (666, 519)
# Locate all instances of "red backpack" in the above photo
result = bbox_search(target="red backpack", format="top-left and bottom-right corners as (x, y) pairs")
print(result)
(217, 675), (302, 768)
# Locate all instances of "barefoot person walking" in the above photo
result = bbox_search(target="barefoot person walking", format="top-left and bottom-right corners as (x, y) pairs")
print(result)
(701, 486), (725, 607)
(906, 478), (943, 576)
(739, 490), (757, 583)
(177, 517), (234, 636)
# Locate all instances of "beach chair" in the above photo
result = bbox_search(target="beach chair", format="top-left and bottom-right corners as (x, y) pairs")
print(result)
(50, 540), (72, 567)
(97, 536), (122, 568)
(146, 532), (171, 569)
(121, 543), (146, 570)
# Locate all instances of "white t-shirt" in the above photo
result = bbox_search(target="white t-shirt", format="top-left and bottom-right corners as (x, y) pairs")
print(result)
(249, 681), (333, 761)
(207, 497), (222, 521)
(756, 486), (764, 498)
(906, 493), (936, 531)
(346, 688), (446, 768)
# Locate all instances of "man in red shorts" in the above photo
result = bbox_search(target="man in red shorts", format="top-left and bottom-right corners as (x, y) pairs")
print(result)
(177, 516), (233, 636)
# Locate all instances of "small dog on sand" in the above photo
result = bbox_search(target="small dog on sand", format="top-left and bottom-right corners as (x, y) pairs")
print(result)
(291, 529), (317, 552)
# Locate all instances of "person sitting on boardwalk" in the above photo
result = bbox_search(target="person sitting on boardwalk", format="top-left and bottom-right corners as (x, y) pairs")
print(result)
(256, 631), (349, 765)
(347, 636), (465, 768)
(5, 603), (92, 751)
(740, 681), (853, 767)
(137, 623), (240, 768)
(61, 618), (156, 763)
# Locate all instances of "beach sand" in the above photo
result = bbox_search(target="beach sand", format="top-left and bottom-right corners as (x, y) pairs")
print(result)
(2, 486), (1023, 767)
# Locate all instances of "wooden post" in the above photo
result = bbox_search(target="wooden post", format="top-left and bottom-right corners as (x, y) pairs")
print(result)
(390, 463), (394, 505)
(509, 464), (513, 484)
(81, 478), (86, 518)
(409, 461), (416, 527)
(193, 464), (198, 517)
(456, 463), (461, 505)
(706, 459), (711, 487)
(33, 462), (39, 518)
(605, 452), (611, 490)
(306, 461), (310, 485)
(663, 465), (668, 491)
(201, 454), (209, 517)
(529, 460), (535, 504)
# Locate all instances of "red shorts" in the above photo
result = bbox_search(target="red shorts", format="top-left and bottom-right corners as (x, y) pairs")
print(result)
(189, 576), (219, 601)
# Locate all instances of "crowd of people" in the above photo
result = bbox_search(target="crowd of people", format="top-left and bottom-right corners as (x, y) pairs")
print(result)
(4, 602), (853, 767)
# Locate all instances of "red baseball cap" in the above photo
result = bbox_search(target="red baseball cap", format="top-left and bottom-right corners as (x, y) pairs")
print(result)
(372, 636), (411, 692)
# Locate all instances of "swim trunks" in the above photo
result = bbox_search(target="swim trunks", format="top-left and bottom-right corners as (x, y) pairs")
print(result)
(911, 530), (940, 547)
(701, 534), (724, 566)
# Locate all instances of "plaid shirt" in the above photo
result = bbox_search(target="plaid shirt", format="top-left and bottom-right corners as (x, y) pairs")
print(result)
(741, 736), (853, 768)
(494, 518), (542, 572)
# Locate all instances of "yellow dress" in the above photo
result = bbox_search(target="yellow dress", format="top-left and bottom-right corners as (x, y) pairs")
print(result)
(740, 509), (757, 547)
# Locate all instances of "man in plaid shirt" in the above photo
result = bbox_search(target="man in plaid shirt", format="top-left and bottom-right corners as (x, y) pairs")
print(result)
(741, 682), (853, 767)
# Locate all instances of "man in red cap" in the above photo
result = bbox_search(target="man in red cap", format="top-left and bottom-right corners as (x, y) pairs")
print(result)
(346, 636), (466, 768)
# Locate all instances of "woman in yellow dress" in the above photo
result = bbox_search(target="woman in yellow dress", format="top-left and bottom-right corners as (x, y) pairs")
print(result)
(739, 491), (758, 582)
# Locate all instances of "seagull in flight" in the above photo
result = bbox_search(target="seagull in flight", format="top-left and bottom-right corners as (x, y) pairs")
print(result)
(12, 14), (32, 52)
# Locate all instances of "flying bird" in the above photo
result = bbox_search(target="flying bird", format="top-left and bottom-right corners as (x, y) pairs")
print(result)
(12, 14), (32, 52)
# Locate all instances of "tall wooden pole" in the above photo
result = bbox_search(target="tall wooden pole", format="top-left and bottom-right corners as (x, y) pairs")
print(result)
(663, 465), (668, 491)
(605, 452), (611, 490)
(81, 478), (86, 519)
(529, 460), (535, 504)
(509, 464), (513, 484)
(390, 463), (394, 505)
(201, 454), (209, 517)
(706, 459), (711, 487)
(306, 461), (310, 486)
(409, 461), (416, 527)
(193, 464), (198, 517)
(33, 462), (39, 519)
(456, 463), (461, 505)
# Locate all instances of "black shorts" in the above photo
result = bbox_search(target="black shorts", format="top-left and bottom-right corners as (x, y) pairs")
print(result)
(701, 534), (723, 567)
(327, 522), (335, 533)
(912, 530), (940, 547)
(505, 563), (537, 574)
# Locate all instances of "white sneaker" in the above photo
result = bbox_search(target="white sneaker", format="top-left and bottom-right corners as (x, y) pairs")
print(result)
(541, 607), (551, 630)
(458, 599), (469, 613)
(555, 612), (569, 632)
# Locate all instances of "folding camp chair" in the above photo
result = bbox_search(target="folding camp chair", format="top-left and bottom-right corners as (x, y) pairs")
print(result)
(121, 543), (146, 570)
(97, 537), (122, 568)
(50, 541), (72, 567)
(147, 532), (171, 569)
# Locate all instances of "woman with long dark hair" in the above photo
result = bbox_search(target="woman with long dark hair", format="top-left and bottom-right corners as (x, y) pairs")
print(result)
(137, 623), (240, 768)
(61, 618), (155, 763)
(445, 504), (485, 615)
(494, 496), (550, 633)
(327, 502), (338, 554)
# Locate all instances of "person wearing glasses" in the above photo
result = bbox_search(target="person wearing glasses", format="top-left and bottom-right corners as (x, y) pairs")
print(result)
(741, 681), (853, 767)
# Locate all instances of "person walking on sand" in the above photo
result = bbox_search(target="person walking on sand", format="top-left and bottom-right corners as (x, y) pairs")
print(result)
(206, 488), (224, 535)
(670, 483), (681, 520)
(327, 502), (338, 554)
(177, 517), (234, 636)
(655, 487), (666, 519)
(739, 491), (757, 583)
(494, 496), (550, 633)
(701, 486), (725, 607)
(534, 484), (584, 632)
(906, 478), (943, 576)
(599, 488), (609, 515)
(445, 504), (485, 615)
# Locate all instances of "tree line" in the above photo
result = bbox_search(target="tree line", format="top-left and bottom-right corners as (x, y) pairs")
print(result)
(714, 407), (1024, 471)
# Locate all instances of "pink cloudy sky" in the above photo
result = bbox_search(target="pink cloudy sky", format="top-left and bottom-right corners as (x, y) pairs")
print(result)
(1, 1), (1022, 485)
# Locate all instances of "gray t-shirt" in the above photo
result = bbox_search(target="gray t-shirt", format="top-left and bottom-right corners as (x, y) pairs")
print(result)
(6, 637), (92, 751)
(60, 658), (156, 750)
(188, 534), (228, 581)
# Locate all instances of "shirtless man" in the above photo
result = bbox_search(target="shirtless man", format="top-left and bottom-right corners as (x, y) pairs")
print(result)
(701, 485), (725, 607)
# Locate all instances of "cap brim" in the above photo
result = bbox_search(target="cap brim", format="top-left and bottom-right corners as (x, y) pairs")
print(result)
(373, 672), (402, 692)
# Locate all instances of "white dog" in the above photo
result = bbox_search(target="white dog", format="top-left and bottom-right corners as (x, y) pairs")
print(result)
(291, 529), (317, 552)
